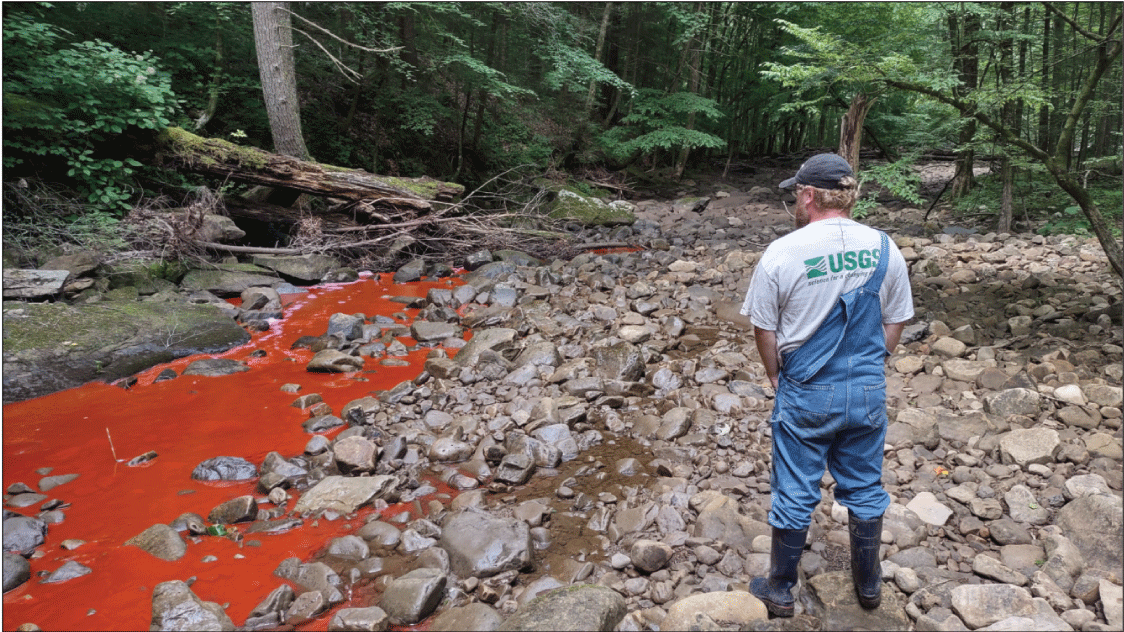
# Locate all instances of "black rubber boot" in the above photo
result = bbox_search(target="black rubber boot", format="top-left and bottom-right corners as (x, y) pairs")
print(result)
(749, 527), (808, 618)
(849, 510), (883, 609)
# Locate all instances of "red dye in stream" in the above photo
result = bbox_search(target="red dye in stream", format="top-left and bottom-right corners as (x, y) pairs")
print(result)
(3, 273), (460, 631)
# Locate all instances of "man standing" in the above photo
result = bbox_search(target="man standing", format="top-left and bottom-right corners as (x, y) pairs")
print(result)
(742, 153), (914, 617)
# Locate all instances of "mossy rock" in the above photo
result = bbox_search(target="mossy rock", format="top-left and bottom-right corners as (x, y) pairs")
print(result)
(2, 300), (249, 403)
(548, 190), (635, 227)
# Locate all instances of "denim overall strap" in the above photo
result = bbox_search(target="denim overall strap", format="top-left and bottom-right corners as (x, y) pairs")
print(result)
(768, 230), (892, 529)
(780, 231), (889, 384)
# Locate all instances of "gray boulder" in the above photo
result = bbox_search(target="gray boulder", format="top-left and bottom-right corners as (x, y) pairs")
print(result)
(328, 606), (389, 632)
(207, 495), (258, 524)
(307, 349), (364, 373)
(292, 475), (398, 516)
(244, 584), (295, 630)
(125, 523), (187, 562)
(182, 358), (250, 377)
(40, 560), (91, 583)
(180, 264), (280, 297)
(985, 388), (1042, 417)
(999, 428), (1060, 468)
(497, 584), (626, 631)
(590, 342), (644, 382)
(192, 456), (258, 481)
(1055, 494), (1123, 576)
(251, 254), (339, 283)
(440, 509), (532, 578)
(429, 602), (504, 631)
(2, 515), (47, 556)
(380, 568), (447, 625)
(150, 579), (235, 631)
(3, 552), (30, 592)
(951, 583), (1037, 629)
(454, 328), (516, 367)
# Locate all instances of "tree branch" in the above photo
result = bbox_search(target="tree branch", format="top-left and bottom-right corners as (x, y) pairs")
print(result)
(290, 26), (363, 83)
(280, 6), (402, 54)
(1041, 2), (1109, 43)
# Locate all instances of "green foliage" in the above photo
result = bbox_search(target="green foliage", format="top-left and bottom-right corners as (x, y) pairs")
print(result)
(598, 89), (725, 164)
(3, 9), (177, 212)
(853, 157), (925, 219)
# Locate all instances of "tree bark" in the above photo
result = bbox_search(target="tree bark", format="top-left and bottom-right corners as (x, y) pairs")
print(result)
(838, 92), (874, 172)
(150, 128), (463, 221)
(252, 2), (310, 161)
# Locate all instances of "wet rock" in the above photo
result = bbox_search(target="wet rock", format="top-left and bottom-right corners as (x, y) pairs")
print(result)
(328, 606), (389, 632)
(285, 591), (327, 625)
(380, 568), (447, 625)
(3, 552), (31, 592)
(411, 321), (458, 343)
(497, 584), (626, 631)
(244, 584), (294, 630)
(303, 414), (346, 433)
(307, 349), (364, 373)
(4, 494), (46, 509)
(334, 436), (378, 474)
(393, 259), (427, 284)
(326, 535), (370, 561)
(182, 358), (250, 377)
(429, 602), (503, 631)
(40, 560), (91, 584)
(281, 561), (344, 604)
(125, 523), (186, 561)
(293, 475), (399, 516)
(2, 515), (47, 556)
(660, 589), (768, 630)
(150, 579), (235, 631)
(207, 495), (258, 525)
(168, 513), (207, 534)
(802, 571), (908, 630)
(440, 509), (532, 578)
(37, 474), (78, 492)
(192, 456), (258, 481)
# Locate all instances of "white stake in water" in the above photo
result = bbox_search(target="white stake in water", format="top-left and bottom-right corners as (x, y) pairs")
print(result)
(106, 427), (123, 462)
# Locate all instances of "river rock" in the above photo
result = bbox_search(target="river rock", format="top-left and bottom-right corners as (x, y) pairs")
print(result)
(3, 300), (250, 404)
(2, 515), (47, 556)
(327, 313), (364, 341)
(999, 428), (1059, 468)
(285, 591), (327, 624)
(380, 568), (446, 625)
(429, 602), (503, 631)
(326, 535), (370, 561)
(150, 579), (235, 631)
(590, 342), (644, 382)
(690, 491), (768, 550)
(180, 265), (280, 297)
(192, 456), (258, 481)
(293, 476), (399, 516)
(40, 560), (91, 584)
(951, 583), (1038, 629)
(497, 584), (626, 631)
(973, 554), (1027, 586)
(411, 321), (458, 343)
(328, 606), (389, 632)
(182, 358), (250, 377)
(1004, 485), (1050, 525)
(493, 453), (535, 485)
(244, 584), (296, 630)
(307, 349), (364, 373)
(37, 474), (78, 492)
(804, 571), (909, 630)
(3, 552), (31, 592)
(207, 495), (258, 524)
(906, 491), (954, 526)
(1054, 494), (1123, 576)
(334, 436), (378, 474)
(252, 254), (339, 283)
(985, 388), (1041, 417)
(1063, 474), (1112, 500)
(630, 539), (673, 573)
(356, 520), (402, 548)
(125, 523), (187, 561)
(453, 328), (516, 366)
(660, 590), (768, 630)
(440, 509), (532, 578)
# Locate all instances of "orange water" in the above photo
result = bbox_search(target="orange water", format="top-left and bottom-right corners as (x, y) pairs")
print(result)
(3, 273), (461, 630)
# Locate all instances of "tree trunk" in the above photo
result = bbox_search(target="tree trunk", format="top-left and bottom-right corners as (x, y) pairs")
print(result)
(948, 8), (980, 199)
(585, 2), (613, 117)
(674, 2), (704, 179)
(251, 2), (309, 161)
(149, 127), (463, 221)
(838, 92), (874, 172)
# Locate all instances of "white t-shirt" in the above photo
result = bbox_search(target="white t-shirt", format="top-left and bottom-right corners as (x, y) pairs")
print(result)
(741, 218), (914, 356)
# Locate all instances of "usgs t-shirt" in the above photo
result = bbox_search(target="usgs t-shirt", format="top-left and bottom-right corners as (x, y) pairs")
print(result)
(742, 218), (914, 356)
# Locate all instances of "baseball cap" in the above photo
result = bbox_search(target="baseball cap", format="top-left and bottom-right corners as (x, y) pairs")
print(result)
(779, 153), (854, 190)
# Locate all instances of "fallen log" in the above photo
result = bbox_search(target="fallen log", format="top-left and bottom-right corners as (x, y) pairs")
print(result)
(148, 127), (464, 219)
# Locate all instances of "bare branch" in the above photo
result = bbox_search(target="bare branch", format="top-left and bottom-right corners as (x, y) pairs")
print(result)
(290, 26), (362, 83)
(281, 6), (403, 54)
(1041, 2), (1112, 43)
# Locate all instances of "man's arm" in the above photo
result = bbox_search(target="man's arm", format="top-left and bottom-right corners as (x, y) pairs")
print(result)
(884, 321), (907, 355)
(754, 327), (781, 390)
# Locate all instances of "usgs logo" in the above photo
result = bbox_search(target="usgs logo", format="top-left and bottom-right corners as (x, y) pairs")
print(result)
(803, 249), (880, 280)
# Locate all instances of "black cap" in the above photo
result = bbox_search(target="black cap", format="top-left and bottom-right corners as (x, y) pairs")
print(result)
(779, 153), (854, 190)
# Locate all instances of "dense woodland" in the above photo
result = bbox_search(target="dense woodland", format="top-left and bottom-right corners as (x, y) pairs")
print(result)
(3, 2), (1122, 275)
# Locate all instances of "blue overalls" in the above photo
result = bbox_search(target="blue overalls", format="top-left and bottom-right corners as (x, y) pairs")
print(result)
(768, 232), (891, 530)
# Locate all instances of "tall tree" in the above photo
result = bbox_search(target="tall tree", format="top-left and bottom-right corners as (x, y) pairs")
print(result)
(252, 1), (310, 160)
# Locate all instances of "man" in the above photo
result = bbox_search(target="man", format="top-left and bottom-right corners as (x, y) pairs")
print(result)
(741, 153), (914, 617)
